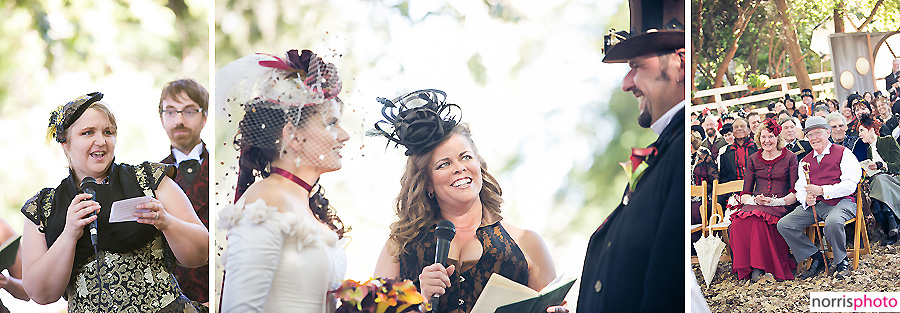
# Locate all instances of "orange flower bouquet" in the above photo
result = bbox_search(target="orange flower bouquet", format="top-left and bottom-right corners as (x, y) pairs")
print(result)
(334, 277), (426, 313)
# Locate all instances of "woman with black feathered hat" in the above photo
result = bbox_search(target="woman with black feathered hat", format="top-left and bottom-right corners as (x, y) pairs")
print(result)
(20, 92), (209, 312)
(371, 89), (559, 313)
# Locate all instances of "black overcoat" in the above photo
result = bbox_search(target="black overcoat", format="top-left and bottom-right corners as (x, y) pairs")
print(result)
(576, 108), (685, 312)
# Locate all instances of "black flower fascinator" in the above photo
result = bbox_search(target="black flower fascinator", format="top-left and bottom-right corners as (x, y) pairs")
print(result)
(48, 92), (103, 143)
(370, 89), (461, 156)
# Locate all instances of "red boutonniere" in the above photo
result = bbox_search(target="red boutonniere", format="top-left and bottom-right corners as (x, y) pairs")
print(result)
(618, 147), (657, 205)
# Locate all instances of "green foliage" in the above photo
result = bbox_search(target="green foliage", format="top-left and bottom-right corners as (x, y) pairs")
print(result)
(693, 0), (900, 92)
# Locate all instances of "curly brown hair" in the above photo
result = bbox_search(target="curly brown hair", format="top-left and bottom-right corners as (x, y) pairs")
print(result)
(386, 123), (503, 258)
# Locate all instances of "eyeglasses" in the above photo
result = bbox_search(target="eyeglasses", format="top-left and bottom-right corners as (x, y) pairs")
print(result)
(160, 107), (203, 118)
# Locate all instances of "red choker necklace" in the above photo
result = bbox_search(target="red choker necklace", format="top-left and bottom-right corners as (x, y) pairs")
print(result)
(271, 167), (314, 192)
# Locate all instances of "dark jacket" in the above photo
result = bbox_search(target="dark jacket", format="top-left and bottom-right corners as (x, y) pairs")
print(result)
(577, 108), (684, 312)
(865, 136), (900, 174)
(719, 139), (759, 183)
(160, 142), (210, 303)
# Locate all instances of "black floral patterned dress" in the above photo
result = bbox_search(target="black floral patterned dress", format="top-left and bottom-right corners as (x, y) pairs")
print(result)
(399, 213), (529, 313)
(21, 162), (207, 313)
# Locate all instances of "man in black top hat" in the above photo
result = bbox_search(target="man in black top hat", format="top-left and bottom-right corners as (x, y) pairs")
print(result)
(576, 0), (685, 311)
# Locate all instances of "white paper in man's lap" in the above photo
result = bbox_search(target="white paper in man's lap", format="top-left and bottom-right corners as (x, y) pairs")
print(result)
(109, 196), (153, 223)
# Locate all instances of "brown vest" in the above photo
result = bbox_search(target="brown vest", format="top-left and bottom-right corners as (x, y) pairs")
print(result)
(802, 144), (855, 206)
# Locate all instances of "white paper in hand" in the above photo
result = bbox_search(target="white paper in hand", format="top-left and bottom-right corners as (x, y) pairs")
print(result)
(109, 196), (154, 223)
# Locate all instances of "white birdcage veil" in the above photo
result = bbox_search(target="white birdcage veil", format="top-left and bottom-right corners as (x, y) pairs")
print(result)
(216, 49), (344, 206)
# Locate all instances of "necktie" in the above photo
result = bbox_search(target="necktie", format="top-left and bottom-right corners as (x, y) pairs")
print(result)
(178, 159), (201, 183)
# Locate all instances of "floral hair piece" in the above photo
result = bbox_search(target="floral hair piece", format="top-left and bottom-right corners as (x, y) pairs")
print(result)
(256, 49), (342, 104)
(762, 118), (781, 137)
(47, 92), (104, 143)
(369, 89), (461, 156)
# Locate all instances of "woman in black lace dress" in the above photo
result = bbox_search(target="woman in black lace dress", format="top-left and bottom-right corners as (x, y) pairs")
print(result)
(371, 90), (558, 313)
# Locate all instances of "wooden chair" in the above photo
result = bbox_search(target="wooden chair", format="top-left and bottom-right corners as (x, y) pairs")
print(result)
(803, 182), (871, 270)
(707, 179), (744, 261)
(690, 180), (708, 237)
(690, 181), (707, 265)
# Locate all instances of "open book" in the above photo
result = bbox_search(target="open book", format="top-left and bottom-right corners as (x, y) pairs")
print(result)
(0, 235), (20, 271)
(470, 273), (576, 313)
(860, 159), (883, 177)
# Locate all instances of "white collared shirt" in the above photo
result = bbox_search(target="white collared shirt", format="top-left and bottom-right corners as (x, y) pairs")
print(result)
(172, 143), (203, 166)
(650, 100), (686, 135)
(795, 143), (862, 210)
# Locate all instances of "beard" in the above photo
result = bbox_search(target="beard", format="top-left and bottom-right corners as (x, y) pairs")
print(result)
(638, 109), (653, 128)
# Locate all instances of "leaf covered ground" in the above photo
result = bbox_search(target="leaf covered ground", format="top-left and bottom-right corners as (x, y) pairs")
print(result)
(694, 244), (900, 312)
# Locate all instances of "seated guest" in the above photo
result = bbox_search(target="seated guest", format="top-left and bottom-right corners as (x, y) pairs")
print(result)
(719, 118), (758, 183)
(801, 89), (816, 114)
(827, 112), (859, 154)
(730, 119), (798, 282)
(747, 112), (761, 138)
(773, 101), (787, 114)
(692, 130), (718, 250)
(847, 94), (868, 138)
(842, 100), (856, 136)
(875, 96), (892, 123)
(777, 116), (861, 278)
(813, 104), (829, 117)
(797, 103), (809, 126)
(827, 99), (839, 113)
(784, 95), (800, 118)
(722, 113), (735, 125)
(717, 123), (734, 164)
(856, 114), (900, 245)
(781, 116), (812, 160)
(874, 96), (899, 136)
(701, 114), (727, 159)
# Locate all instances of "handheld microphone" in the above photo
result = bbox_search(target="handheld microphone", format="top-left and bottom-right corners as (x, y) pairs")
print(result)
(79, 177), (100, 247)
(432, 220), (456, 312)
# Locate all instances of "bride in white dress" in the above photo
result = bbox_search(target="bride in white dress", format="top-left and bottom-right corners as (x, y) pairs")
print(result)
(216, 49), (351, 312)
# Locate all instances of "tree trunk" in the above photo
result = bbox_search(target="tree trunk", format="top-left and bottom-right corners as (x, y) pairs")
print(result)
(775, 0), (812, 90)
(748, 18), (760, 74)
(713, 0), (760, 88)
(834, 5), (844, 33)
(692, 0), (703, 93)
(858, 0), (885, 31)
(767, 25), (777, 74)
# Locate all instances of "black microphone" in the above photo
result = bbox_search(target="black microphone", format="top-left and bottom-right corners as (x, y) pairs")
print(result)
(432, 220), (456, 312)
(79, 177), (100, 247)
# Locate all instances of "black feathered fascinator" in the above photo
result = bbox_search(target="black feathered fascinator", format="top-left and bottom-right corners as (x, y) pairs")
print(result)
(370, 89), (461, 156)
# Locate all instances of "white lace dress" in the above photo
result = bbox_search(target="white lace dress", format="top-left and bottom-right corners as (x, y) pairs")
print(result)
(218, 199), (347, 313)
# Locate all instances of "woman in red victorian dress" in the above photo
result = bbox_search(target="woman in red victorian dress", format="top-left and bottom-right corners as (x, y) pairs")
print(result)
(729, 119), (799, 282)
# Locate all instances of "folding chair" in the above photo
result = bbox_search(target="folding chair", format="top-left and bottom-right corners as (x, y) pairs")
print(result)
(804, 181), (871, 270)
(690, 180), (708, 237)
(707, 179), (744, 261)
(691, 181), (708, 265)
